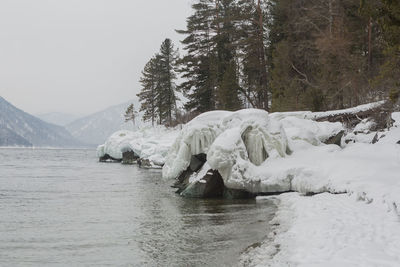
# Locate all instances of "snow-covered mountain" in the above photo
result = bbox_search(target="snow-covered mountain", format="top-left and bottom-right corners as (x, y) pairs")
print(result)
(0, 96), (83, 147)
(65, 100), (141, 146)
(37, 112), (80, 126)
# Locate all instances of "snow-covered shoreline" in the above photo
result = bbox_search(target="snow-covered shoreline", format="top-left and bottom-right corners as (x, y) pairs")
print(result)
(97, 102), (400, 266)
(241, 112), (400, 266)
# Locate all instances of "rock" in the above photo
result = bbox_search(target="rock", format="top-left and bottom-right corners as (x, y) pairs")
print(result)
(372, 133), (379, 144)
(172, 153), (208, 194)
(189, 153), (207, 172)
(396, 140), (400, 145)
(223, 187), (255, 199)
(122, 150), (139, 164)
(138, 158), (152, 168)
(180, 170), (224, 198)
(99, 154), (121, 162)
(172, 169), (193, 194)
(323, 130), (345, 146)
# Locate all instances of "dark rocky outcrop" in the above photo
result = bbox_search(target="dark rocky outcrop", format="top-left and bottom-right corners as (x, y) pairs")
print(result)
(122, 150), (139, 164)
(323, 130), (345, 146)
(223, 187), (255, 199)
(180, 169), (225, 198)
(99, 154), (121, 162)
(138, 158), (152, 168)
(172, 153), (254, 199)
(172, 154), (207, 194)
(190, 153), (207, 172)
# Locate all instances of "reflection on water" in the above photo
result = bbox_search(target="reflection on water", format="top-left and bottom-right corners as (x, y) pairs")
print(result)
(0, 148), (275, 266)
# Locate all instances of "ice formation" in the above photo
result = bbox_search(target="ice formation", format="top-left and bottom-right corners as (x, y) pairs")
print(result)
(97, 126), (179, 166)
(162, 106), (399, 197)
(162, 111), (231, 179)
(163, 109), (348, 193)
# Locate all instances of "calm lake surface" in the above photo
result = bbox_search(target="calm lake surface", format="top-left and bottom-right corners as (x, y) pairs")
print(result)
(0, 148), (275, 266)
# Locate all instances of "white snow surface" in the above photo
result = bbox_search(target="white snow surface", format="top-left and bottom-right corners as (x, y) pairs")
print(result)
(242, 192), (400, 267)
(96, 126), (179, 166)
(240, 112), (400, 266)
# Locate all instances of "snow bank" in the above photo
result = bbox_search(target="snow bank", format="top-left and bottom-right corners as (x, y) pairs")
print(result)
(97, 126), (179, 166)
(242, 192), (400, 267)
(249, 113), (400, 202)
(239, 112), (400, 266)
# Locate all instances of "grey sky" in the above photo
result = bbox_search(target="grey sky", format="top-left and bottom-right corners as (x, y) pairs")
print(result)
(0, 0), (192, 116)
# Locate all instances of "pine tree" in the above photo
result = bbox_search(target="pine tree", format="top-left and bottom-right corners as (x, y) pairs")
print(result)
(158, 38), (179, 125)
(366, 0), (400, 99)
(137, 39), (179, 126)
(137, 57), (159, 126)
(178, 0), (242, 112)
(214, 0), (242, 110)
(177, 0), (218, 113)
(124, 103), (137, 126)
(237, 0), (269, 110)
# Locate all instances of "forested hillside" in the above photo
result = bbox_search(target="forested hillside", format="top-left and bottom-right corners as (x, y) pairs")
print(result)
(136, 0), (400, 125)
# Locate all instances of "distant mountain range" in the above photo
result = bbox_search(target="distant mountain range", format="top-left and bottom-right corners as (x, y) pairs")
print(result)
(37, 112), (80, 126)
(65, 100), (140, 146)
(0, 96), (83, 147)
(0, 96), (146, 148)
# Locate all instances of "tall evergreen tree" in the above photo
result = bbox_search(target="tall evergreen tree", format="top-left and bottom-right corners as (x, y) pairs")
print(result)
(178, 0), (242, 112)
(214, 0), (242, 110)
(177, 0), (218, 113)
(137, 39), (179, 126)
(137, 56), (159, 126)
(237, 0), (269, 110)
(124, 103), (137, 126)
(158, 38), (179, 125)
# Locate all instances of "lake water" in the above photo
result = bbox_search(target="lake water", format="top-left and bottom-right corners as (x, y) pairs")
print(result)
(0, 148), (275, 266)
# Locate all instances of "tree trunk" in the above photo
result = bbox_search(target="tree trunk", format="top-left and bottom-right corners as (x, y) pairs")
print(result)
(257, 0), (269, 111)
(367, 16), (372, 72)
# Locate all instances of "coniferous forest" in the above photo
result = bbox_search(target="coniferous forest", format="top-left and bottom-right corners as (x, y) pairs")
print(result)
(137, 0), (400, 125)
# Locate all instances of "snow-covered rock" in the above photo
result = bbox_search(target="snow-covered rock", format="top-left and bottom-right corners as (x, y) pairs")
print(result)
(97, 126), (179, 167)
(163, 109), (346, 195)
(162, 110), (230, 180)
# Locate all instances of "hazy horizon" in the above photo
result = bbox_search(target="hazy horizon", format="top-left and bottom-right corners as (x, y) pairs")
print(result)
(0, 0), (192, 117)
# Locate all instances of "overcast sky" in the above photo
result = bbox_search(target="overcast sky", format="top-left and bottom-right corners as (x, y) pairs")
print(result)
(0, 0), (192, 116)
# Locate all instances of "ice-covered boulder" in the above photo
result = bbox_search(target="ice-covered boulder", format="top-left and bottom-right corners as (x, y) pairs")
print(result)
(162, 111), (230, 179)
(207, 110), (290, 192)
(163, 109), (292, 194)
(97, 130), (137, 160)
(163, 108), (351, 196)
(97, 127), (179, 167)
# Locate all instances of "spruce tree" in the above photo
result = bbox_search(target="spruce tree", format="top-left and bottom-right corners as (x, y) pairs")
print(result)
(178, 0), (242, 112)
(137, 56), (159, 126)
(158, 38), (179, 125)
(137, 39), (179, 126)
(124, 103), (137, 126)
(177, 0), (218, 113)
(237, 0), (269, 110)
